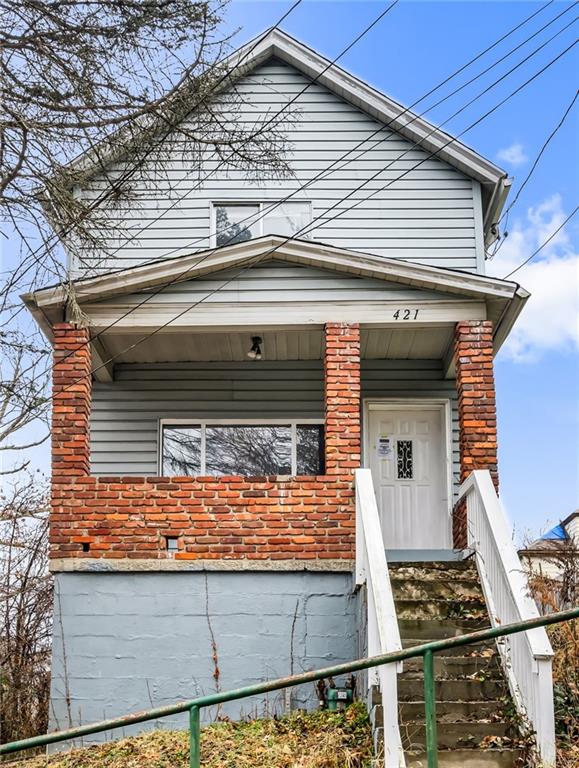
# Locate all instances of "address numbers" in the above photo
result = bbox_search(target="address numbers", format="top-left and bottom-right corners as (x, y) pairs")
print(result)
(393, 309), (420, 320)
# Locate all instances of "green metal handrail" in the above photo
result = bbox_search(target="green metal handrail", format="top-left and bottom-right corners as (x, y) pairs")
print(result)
(1, 607), (577, 768)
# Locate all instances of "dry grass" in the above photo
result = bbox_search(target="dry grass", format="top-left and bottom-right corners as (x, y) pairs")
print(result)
(11, 703), (373, 768)
(527, 568), (579, 768)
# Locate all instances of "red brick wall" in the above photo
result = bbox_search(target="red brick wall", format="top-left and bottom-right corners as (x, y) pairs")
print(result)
(50, 475), (356, 560)
(324, 323), (361, 475)
(453, 320), (498, 547)
(52, 323), (91, 477)
(50, 322), (362, 561)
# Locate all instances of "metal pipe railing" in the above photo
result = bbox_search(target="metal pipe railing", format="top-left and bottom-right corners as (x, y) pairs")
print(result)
(1, 607), (577, 767)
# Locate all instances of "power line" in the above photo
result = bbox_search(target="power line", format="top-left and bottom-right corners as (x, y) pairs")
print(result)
(20, 0), (402, 376)
(4, 0), (306, 290)
(502, 206), (578, 279)
(52, 38), (577, 388)
(296, 40), (578, 239)
(6, 0), (559, 290)
(20, 5), (577, 393)
(490, 88), (578, 259)
(501, 90), (578, 222)
(101, 0), (574, 269)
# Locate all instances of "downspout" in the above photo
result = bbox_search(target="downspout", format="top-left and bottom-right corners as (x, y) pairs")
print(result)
(483, 174), (511, 248)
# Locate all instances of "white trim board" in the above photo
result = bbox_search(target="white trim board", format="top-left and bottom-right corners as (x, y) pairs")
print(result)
(24, 236), (524, 307)
(84, 300), (488, 331)
(22, 237), (528, 356)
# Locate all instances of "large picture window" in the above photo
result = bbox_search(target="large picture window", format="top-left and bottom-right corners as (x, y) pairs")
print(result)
(161, 421), (324, 477)
(213, 202), (311, 247)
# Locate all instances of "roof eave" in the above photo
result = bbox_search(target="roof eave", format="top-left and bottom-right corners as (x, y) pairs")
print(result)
(22, 235), (522, 312)
(492, 285), (530, 354)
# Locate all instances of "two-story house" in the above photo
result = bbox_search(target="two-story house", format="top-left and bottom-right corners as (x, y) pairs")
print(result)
(23, 30), (555, 767)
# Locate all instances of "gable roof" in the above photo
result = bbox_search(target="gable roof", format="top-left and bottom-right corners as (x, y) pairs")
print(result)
(22, 234), (528, 350)
(63, 28), (510, 239)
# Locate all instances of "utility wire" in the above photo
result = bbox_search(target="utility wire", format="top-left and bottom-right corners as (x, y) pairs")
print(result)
(99, 0), (574, 270)
(502, 206), (578, 279)
(500, 90), (578, 223)
(5, 0), (559, 291)
(35, 0), (576, 322)
(102, 0), (400, 264)
(490, 88), (578, 259)
(294, 40), (578, 240)
(20, 0), (402, 376)
(8, 0), (563, 297)
(27, 24), (578, 391)
(3, 0), (306, 291)
(48, 38), (577, 390)
(19, 5), (577, 393)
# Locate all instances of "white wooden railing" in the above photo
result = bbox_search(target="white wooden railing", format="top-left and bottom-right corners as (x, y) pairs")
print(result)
(355, 468), (406, 768)
(457, 470), (555, 766)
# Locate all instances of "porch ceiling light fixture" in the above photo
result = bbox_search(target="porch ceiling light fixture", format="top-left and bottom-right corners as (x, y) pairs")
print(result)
(247, 336), (262, 360)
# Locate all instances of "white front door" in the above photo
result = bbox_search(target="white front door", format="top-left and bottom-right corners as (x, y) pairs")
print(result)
(366, 405), (451, 550)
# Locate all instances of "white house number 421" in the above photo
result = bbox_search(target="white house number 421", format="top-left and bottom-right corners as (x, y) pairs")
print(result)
(393, 309), (420, 320)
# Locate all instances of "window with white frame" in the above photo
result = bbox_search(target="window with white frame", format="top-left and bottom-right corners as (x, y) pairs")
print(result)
(161, 421), (324, 477)
(212, 202), (311, 247)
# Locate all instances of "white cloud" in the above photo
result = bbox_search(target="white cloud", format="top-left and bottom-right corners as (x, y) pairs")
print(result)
(488, 194), (579, 362)
(496, 142), (528, 167)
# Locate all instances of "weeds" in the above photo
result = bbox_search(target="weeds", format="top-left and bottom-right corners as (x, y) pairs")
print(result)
(13, 702), (373, 768)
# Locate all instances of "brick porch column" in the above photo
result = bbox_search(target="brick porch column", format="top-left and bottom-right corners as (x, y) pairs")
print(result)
(453, 320), (498, 547)
(52, 323), (92, 478)
(323, 323), (361, 475)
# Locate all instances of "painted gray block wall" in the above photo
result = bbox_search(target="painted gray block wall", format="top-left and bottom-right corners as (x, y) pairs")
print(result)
(49, 571), (357, 743)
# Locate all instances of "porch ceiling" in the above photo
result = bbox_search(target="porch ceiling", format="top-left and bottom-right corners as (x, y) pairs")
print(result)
(101, 326), (453, 364)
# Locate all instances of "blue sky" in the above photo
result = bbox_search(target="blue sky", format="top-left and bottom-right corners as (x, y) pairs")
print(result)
(3, 1), (578, 541)
(222, 0), (579, 538)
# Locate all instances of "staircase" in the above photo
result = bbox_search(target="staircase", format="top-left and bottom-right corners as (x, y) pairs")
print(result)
(370, 559), (529, 768)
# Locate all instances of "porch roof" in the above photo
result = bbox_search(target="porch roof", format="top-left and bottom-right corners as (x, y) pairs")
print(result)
(22, 235), (528, 379)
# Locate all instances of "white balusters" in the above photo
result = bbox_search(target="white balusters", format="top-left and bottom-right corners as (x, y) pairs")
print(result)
(457, 470), (555, 766)
(355, 468), (406, 768)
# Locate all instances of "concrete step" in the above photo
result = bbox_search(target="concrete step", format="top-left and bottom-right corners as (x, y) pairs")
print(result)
(398, 617), (490, 640)
(389, 561), (478, 580)
(405, 748), (521, 768)
(402, 654), (501, 678)
(398, 677), (507, 702)
(394, 598), (488, 622)
(368, 562), (524, 768)
(398, 699), (507, 722)
(390, 579), (484, 601)
(373, 719), (513, 751)
(401, 721), (513, 751)
(401, 637), (497, 656)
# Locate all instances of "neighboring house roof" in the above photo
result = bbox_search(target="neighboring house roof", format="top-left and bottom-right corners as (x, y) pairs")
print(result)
(59, 29), (510, 242)
(519, 510), (579, 556)
(22, 234), (528, 351)
(542, 523), (568, 541)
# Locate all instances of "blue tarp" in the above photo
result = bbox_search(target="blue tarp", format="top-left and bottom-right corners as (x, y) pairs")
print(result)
(542, 523), (568, 541)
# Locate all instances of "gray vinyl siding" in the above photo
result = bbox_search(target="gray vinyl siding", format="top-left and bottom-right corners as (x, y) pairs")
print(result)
(90, 361), (324, 475)
(76, 59), (481, 276)
(109, 259), (461, 306)
(90, 360), (459, 497)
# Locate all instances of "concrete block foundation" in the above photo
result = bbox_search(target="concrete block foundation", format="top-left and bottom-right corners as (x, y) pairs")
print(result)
(49, 570), (357, 744)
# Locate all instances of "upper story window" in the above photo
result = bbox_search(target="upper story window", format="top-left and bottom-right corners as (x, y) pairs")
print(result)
(161, 421), (324, 477)
(213, 202), (312, 247)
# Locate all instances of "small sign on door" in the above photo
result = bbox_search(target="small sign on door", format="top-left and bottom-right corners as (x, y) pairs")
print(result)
(377, 435), (393, 458)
